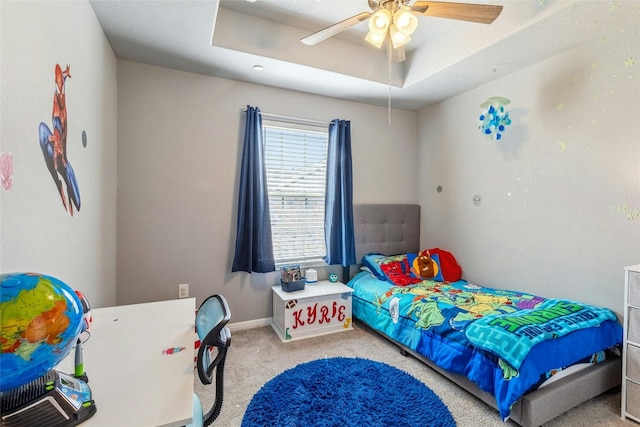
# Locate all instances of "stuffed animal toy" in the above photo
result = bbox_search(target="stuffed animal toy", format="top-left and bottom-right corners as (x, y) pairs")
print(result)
(428, 247), (462, 281)
(412, 250), (439, 280)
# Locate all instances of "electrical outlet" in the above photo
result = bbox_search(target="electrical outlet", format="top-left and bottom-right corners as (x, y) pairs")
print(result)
(178, 283), (189, 299)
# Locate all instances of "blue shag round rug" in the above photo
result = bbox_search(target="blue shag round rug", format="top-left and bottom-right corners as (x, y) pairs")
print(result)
(241, 357), (456, 427)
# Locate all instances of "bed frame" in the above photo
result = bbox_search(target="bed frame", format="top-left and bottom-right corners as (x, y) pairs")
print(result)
(349, 204), (622, 427)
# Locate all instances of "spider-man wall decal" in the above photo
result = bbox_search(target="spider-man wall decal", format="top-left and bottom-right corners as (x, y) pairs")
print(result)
(38, 64), (81, 216)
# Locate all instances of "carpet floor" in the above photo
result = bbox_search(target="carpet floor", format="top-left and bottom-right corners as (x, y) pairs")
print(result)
(195, 322), (634, 426)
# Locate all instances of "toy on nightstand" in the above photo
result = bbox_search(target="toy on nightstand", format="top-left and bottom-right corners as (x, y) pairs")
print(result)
(280, 264), (305, 292)
(329, 274), (338, 283)
(305, 268), (318, 284)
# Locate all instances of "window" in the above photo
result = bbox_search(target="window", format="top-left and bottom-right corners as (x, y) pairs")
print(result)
(263, 121), (328, 265)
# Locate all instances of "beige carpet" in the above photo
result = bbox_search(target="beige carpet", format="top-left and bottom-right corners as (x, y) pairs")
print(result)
(195, 322), (633, 426)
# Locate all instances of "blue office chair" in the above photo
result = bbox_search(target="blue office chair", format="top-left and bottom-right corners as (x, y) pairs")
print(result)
(188, 295), (231, 427)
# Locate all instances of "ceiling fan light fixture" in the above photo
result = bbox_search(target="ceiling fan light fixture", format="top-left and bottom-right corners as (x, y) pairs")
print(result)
(368, 9), (391, 34)
(365, 30), (386, 48)
(390, 25), (411, 48)
(393, 9), (417, 36)
(301, 1), (503, 55)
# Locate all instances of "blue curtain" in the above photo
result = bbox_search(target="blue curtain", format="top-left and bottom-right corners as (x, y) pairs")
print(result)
(324, 119), (356, 266)
(231, 106), (275, 273)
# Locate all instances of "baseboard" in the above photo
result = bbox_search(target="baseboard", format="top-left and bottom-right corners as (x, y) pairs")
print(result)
(228, 317), (272, 331)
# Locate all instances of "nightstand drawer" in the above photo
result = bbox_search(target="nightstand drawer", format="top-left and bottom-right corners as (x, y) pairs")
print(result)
(630, 307), (640, 343)
(628, 344), (640, 382)
(626, 380), (640, 419)
(630, 271), (640, 307)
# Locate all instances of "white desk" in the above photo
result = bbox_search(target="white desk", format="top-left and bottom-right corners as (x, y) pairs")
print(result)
(59, 298), (195, 427)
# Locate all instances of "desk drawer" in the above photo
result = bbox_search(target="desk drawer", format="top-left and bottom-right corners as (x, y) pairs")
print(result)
(628, 344), (640, 382)
(630, 271), (640, 307)
(630, 307), (640, 343)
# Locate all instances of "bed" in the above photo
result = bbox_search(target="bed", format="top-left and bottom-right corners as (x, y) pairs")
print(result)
(345, 204), (623, 427)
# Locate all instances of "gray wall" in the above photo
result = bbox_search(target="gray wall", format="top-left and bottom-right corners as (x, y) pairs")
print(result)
(3, 1), (636, 323)
(116, 60), (418, 323)
(416, 6), (640, 316)
(0, 1), (118, 308)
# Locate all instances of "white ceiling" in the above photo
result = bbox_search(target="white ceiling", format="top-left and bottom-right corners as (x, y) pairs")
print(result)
(89, 0), (612, 111)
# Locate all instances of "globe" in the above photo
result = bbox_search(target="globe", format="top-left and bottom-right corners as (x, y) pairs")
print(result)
(0, 272), (84, 392)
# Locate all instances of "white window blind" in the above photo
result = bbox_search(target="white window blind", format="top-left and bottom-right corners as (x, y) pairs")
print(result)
(263, 123), (328, 265)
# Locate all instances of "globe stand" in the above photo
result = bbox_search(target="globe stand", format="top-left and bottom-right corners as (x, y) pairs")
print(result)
(0, 369), (96, 427)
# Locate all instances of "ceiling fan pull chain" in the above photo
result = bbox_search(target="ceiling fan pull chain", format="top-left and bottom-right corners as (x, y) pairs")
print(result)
(387, 38), (392, 125)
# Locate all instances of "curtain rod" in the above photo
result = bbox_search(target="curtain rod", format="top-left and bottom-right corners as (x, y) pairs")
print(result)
(242, 109), (330, 128)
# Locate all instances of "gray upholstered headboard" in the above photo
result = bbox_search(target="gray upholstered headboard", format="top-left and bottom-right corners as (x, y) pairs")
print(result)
(353, 204), (421, 262)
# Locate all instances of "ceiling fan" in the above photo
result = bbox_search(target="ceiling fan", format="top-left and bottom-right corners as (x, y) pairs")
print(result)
(301, 1), (503, 61)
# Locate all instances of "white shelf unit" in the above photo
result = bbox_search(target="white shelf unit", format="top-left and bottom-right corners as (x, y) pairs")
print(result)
(622, 264), (640, 423)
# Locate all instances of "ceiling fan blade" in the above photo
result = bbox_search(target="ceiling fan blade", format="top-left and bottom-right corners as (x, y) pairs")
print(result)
(412, 1), (503, 24)
(408, 4), (429, 13)
(301, 12), (372, 46)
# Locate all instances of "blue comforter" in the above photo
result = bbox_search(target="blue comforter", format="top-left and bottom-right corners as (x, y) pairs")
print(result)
(347, 271), (622, 421)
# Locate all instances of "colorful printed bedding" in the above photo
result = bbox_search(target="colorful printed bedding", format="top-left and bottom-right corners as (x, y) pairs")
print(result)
(348, 257), (623, 421)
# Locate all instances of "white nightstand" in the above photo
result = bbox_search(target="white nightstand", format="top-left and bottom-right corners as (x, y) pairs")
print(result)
(271, 281), (353, 342)
(623, 264), (640, 423)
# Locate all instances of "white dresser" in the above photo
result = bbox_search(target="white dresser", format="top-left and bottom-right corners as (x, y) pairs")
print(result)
(623, 264), (640, 422)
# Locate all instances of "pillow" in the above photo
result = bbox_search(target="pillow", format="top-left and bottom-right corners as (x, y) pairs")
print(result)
(361, 253), (407, 282)
(361, 253), (387, 280)
(407, 251), (444, 282)
(428, 248), (462, 281)
(380, 256), (422, 286)
(360, 266), (375, 278)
